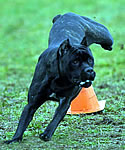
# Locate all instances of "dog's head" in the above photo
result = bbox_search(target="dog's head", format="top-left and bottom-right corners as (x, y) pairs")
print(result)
(58, 39), (96, 88)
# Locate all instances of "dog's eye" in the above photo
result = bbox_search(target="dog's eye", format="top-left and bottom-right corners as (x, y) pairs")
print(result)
(88, 58), (93, 64)
(72, 59), (79, 65)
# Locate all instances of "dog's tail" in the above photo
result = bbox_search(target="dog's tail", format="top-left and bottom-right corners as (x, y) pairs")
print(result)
(52, 14), (61, 24)
(80, 16), (114, 51)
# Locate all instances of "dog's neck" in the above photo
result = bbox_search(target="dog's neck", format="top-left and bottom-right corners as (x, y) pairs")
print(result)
(50, 76), (74, 94)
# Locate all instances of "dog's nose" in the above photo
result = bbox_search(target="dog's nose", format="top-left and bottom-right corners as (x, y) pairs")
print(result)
(85, 67), (96, 80)
(85, 68), (93, 74)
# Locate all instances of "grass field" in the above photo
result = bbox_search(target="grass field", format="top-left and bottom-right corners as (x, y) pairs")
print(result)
(0, 0), (125, 149)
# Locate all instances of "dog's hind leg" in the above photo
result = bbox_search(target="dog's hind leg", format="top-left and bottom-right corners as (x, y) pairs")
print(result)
(4, 80), (50, 144)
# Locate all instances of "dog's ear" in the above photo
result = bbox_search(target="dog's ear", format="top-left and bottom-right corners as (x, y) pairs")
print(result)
(81, 36), (87, 46)
(58, 39), (71, 57)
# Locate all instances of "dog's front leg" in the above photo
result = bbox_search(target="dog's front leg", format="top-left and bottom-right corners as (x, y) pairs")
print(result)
(4, 95), (44, 144)
(39, 97), (71, 141)
(4, 79), (49, 144)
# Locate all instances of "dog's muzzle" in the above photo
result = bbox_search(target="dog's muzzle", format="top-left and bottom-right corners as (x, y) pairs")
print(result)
(73, 79), (93, 88)
(79, 68), (96, 88)
(80, 80), (92, 86)
(79, 80), (92, 88)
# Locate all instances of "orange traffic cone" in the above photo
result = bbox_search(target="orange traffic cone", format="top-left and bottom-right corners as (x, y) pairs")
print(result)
(67, 86), (106, 114)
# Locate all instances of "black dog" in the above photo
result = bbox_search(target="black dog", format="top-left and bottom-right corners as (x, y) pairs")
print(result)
(5, 12), (113, 144)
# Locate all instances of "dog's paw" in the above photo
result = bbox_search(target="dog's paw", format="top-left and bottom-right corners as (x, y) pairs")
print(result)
(39, 133), (51, 142)
(4, 137), (22, 144)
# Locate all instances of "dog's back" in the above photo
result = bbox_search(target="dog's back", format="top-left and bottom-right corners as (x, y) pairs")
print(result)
(49, 12), (113, 50)
(49, 13), (86, 46)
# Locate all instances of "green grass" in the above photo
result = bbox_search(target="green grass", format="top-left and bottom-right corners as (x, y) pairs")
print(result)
(0, 0), (125, 149)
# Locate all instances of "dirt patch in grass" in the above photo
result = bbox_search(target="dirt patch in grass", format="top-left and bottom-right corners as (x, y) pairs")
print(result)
(0, 75), (125, 150)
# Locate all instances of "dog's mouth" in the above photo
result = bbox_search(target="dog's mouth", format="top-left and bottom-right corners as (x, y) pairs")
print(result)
(79, 80), (92, 88)
(73, 79), (92, 88)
